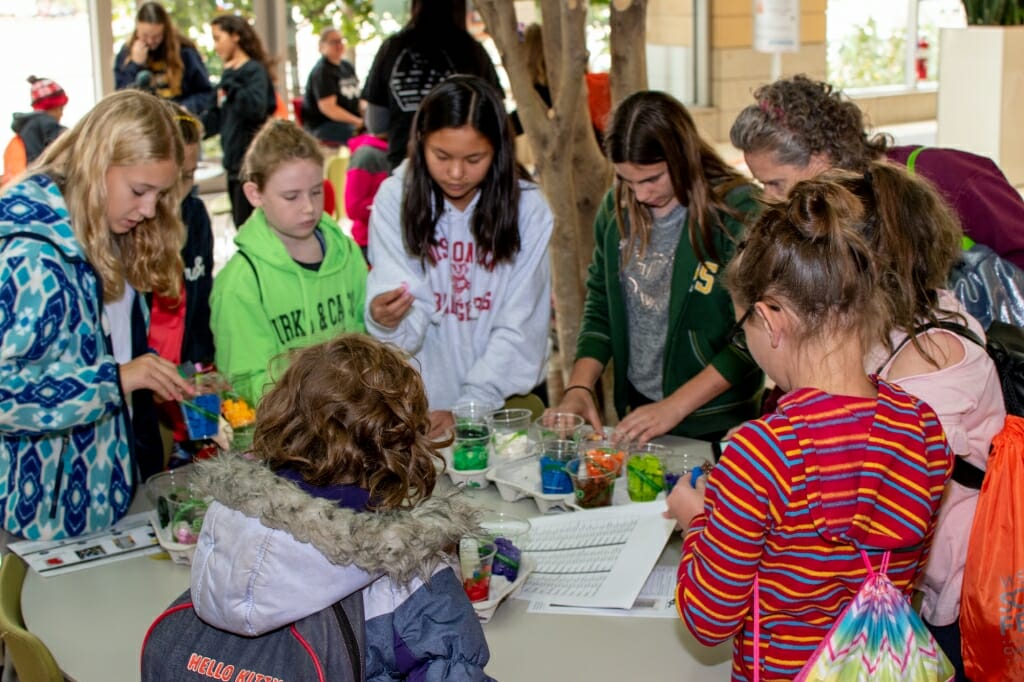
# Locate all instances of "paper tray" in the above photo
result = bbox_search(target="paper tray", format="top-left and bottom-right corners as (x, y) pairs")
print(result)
(485, 455), (574, 513)
(439, 445), (492, 490)
(474, 557), (534, 623)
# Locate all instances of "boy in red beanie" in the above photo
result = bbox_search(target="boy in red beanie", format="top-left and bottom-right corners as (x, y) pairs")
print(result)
(2, 76), (69, 184)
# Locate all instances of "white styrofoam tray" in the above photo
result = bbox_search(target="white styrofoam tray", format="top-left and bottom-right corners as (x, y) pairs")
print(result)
(485, 454), (575, 513)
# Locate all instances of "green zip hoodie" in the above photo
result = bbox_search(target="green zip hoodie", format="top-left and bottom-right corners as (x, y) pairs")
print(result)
(211, 210), (367, 404)
(576, 184), (764, 439)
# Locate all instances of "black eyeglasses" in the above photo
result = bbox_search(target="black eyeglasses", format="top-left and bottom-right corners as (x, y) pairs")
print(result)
(728, 306), (754, 352)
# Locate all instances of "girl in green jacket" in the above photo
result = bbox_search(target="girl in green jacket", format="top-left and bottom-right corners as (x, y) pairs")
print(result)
(211, 120), (367, 405)
(556, 91), (763, 443)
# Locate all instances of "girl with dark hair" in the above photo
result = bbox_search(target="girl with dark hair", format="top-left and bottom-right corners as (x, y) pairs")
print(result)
(204, 14), (277, 228)
(189, 334), (492, 679)
(555, 90), (763, 443)
(366, 75), (552, 437)
(361, 0), (502, 168)
(667, 173), (954, 681)
(114, 1), (213, 115)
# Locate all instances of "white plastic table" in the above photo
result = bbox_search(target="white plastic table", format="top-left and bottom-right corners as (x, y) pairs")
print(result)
(22, 437), (733, 681)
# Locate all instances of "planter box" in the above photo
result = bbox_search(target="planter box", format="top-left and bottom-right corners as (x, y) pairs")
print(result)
(937, 26), (1024, 186)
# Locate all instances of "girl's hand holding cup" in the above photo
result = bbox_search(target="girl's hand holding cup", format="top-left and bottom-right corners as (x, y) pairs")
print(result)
(120, 353), (195, 402)
(663, 472), (708, 532)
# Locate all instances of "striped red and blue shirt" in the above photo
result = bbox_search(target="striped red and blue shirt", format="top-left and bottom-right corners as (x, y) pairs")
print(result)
(677, 379), (952, 681)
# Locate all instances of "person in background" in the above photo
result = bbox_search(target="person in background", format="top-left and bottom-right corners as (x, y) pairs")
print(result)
(211, 119), (366, 406)
(361, 0), (502, 169)
(366, 75), (552, 437)
(0, 90), (194, 541)
(135, 107), (217, 478)
(114, 1), (213, 116)
(852, 162), (1003, 681)
(2, 76), (69, 186)
(203, 14), (277, 229)
(189, 334), (492, 679)
(554, 91), (763, 444)
(730, 74), (1024, 270)
(667, 174), (953, 681)
(300, 27), (363, 146)
(344, 128), (388, 261)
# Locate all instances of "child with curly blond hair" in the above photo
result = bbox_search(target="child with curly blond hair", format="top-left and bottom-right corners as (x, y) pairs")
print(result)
(189, 334), (493, 681)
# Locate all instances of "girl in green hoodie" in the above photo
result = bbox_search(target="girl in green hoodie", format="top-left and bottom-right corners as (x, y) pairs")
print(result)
(211, 119), (367, 405)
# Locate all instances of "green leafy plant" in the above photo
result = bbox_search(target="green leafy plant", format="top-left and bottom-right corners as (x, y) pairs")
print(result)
(962, 0), (1024, 25)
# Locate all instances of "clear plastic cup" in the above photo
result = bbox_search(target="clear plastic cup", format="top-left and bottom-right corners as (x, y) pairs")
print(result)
(145, 467), (208, 545)
(539, 439), (576, 494)
(577, 436), (628, 477)
(626, 443), (668, 502)
(452, 422), (491, 471)
(660, 450), (714, 491)
(453, 401), (497, 424)
(488, 408), (533, 460)
(566, 455), (618, 508)
(459, 538), (497, 603)
(531, 412), (585, 445)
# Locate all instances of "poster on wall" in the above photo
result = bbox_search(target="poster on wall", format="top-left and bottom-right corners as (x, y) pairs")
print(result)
(753, 0), (800, 53)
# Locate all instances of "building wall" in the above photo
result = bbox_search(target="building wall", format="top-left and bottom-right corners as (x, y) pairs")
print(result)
(647, 0), (937, 143)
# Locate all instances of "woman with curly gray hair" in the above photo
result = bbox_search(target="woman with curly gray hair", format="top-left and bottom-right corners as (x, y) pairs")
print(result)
(730, 74), (1024, 270)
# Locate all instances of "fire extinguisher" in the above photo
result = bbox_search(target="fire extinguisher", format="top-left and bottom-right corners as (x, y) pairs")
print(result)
(916, 36), (930, 80)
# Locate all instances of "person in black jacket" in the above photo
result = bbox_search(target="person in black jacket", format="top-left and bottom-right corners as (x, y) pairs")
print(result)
(203, 14), (277, 228)
(114, 1), (213, 115)
(134, 108), (217, 478)
(361, 0), (502, 169)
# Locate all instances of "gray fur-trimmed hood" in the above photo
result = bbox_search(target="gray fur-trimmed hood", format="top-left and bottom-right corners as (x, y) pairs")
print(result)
(193, 454), (481, 585)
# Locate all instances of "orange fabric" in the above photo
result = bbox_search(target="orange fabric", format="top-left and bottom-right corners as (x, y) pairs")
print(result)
(2, 135), (27, 186)
(961, 414), (1024, 682)
(273, 92), (288, 120)
(585, 72), (611, 133)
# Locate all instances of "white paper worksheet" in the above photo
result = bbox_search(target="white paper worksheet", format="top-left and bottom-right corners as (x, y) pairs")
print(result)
(513, 502), (676, 609)
(526, 565), (681, 618)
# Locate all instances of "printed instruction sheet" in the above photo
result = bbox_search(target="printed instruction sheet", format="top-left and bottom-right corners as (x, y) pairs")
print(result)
(513, 502), (676, 609)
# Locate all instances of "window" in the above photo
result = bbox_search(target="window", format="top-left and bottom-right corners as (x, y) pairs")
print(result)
(827, 0), (965, 90)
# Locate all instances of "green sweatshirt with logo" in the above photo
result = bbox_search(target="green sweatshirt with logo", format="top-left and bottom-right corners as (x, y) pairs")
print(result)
(211, 209), (367, 404)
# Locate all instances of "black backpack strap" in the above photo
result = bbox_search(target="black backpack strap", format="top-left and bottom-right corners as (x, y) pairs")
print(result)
(237, 250), (263, 304)
(879, 320), (988, 489)
(332, 593), (363, 681)
(875, 320), (985, 374)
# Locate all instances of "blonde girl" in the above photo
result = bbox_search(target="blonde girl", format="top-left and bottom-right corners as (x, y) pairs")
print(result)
(0, 89), (195, 540)
(211, 119), (367, 405)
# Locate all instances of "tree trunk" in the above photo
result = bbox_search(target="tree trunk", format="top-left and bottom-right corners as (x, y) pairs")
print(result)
(609, 0), (648, 107)
(475, 1), (647, 408)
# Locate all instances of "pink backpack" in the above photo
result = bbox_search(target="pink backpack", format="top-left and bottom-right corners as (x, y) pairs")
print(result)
(753, 550), (953, 681)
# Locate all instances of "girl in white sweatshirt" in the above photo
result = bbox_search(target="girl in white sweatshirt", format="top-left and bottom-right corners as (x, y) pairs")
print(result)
(365, 75), (553, 437)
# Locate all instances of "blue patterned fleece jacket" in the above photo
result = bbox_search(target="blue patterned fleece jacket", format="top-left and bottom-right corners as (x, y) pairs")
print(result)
(0, 174), (134, 540)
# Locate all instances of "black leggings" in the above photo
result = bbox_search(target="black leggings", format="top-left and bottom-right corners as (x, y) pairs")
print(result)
(926, 618), (968, 681)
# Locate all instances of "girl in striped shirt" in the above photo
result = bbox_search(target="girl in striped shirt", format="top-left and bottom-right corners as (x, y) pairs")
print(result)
(666, 175), (953, 680)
